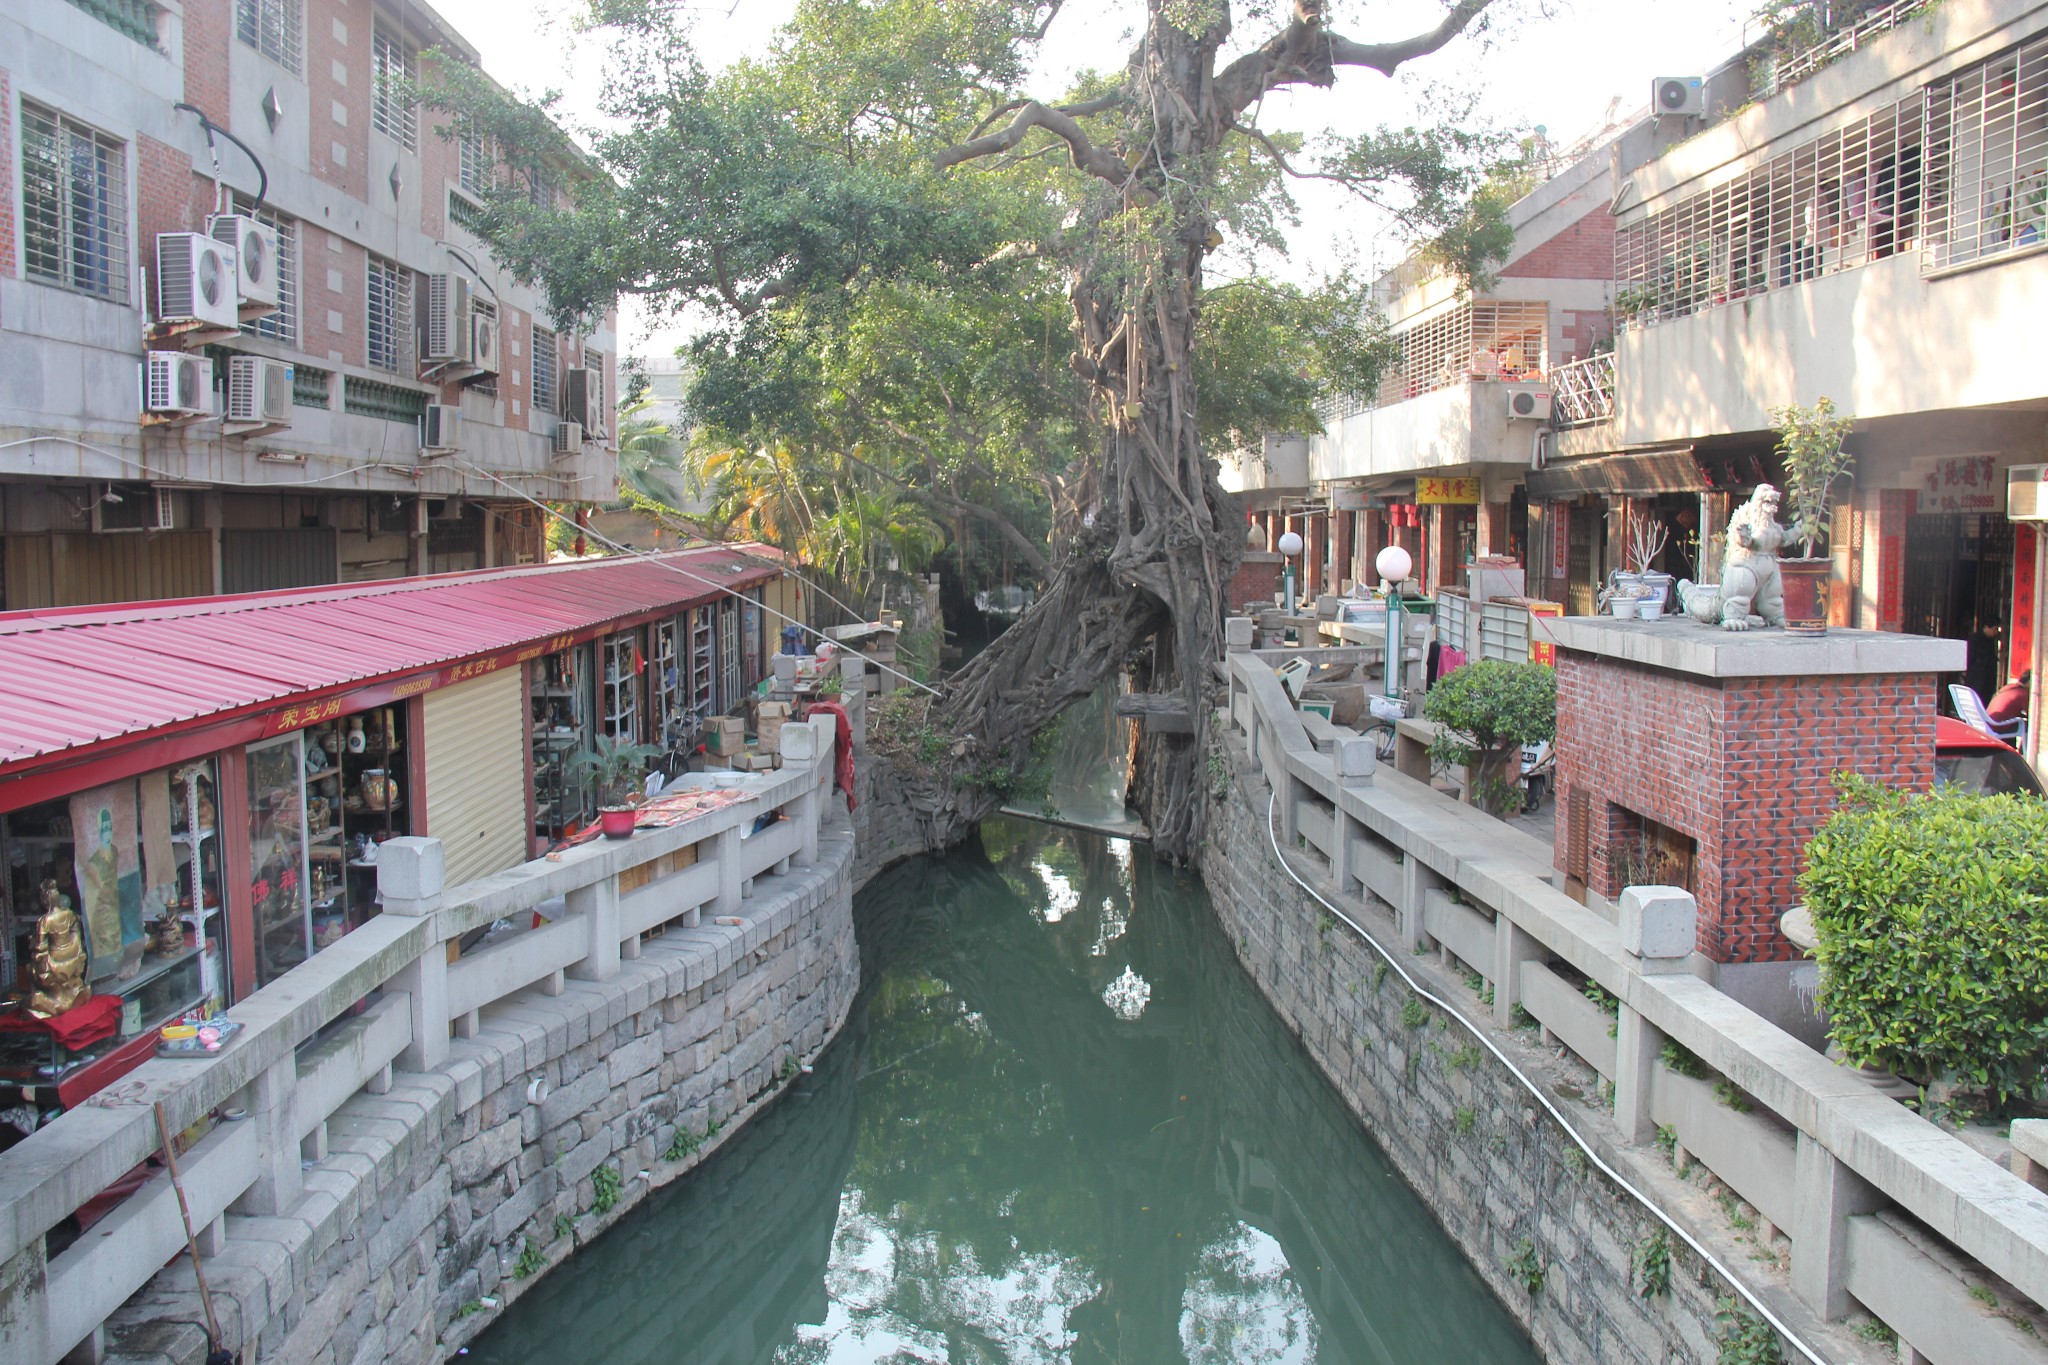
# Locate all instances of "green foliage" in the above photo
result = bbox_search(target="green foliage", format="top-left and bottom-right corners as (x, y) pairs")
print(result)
(1562, 1145), (1589, 1178)
(512, 1237), (548, 1278)
(1447, 1043), (1483, 1073)
(1855, 1317), (1897, 1346)
(1401, 998), (1429, 1030)
(1660, 1040), (1709, 1079)
(592, 1164), (623, 1214)
(1801, 774), (2048, 1104)
(456, 1299), (486, 1320)
(553, 1213), (575, 1240)
(1511, 1004), (1536, 1030)
(1454, 1105), (1477, 1135)
(1714, 1079), (1755, 1114)
(1633, 1229), (1673, 1299)
(1207, 749), (1229, 801)
(781, 1053), (801, 1081)
(1505, 1238), (1544, 1295)
(1714, 1298), (1785, 1365)
(1770, 396), (1855, 557)
(664, 1125), (704, 1162)
(1372, 961), (1390, 992)
(1970, 1284), (1998, 1306)
(1582, 980), (1618, 1017)
(565, 734), (665, 807)
(1315, 910), (1337, 942)
(1424, 661), (1556, 816)
(870, 692), (953, 769)
(1654, 1124), (1679, 1159)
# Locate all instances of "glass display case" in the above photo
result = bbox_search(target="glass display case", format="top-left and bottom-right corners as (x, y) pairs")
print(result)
(333, 707), (407, 939)
(602, 631), (642, 743)
(246, 735), (311, 987)
(531, 644), (595, 845)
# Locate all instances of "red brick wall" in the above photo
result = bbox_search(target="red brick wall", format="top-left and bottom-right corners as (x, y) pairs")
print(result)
(309, 0), (368, 201)
(182, 0), (232, 126)
(1500, 208), (1617, 282)
(1229, 555), (1282, 611)
(1556, 651), (1936, 963)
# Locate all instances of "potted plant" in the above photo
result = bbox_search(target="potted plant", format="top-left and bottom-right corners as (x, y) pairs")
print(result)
(1623, 513), (1672, 619)
(566, 735), (664, 839)
(1772, 396), (1856, 636)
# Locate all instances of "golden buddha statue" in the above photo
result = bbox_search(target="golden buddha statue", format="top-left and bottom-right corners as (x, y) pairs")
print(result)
(28, 879), (89, 1018)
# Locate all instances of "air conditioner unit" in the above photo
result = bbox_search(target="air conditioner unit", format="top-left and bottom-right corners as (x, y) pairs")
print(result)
(561, 366), (598, 430)
(2009, 464), (2048, 521)
(1506, 386), (1552, 422)
(227, 355), (294, 425)
(1653, 76), (1705, 118)
(470, 312), (500, 375)
(420, 403), (463, 453)
(156, 232), (239, 328)
(422, 273), (473, 364)
(142, 350), (215, 417)
(92, 484), (176, 533)
(207, 214), (280, 313)
(552, 421), (584, 457)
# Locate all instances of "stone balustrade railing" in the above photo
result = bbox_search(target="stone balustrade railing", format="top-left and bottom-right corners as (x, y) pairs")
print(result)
(1223, 641), (2048, 1363)
(0, 717), (839, 1365)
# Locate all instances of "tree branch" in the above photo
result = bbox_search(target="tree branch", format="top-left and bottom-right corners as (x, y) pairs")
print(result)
(1215, 0), (1493, 116)
(936, 99), (1155, 204)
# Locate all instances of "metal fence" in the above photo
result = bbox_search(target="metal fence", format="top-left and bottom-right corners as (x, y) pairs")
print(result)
(1548, 353), (1616, 428)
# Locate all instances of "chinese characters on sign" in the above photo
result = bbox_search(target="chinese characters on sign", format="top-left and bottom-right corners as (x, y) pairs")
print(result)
(1550, 504), (1571, 581)
(1919, 455), (2000, 515)
(1417, 477), (1482, 505)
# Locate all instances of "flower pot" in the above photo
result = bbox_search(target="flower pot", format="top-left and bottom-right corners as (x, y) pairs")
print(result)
(1611, 594), (1639, 619)
(1638, 571), (1674, 611)
(599, 806), (638, 840)
(1636, 596), (1664, 621)
(1778, 557), (1832, 636)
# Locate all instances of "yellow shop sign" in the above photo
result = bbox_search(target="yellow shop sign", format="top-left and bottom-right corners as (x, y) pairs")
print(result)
(1416, 477), (1482, 505)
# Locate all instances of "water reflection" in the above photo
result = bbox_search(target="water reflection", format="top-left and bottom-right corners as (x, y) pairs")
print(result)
(465, 820), (1534, 1365)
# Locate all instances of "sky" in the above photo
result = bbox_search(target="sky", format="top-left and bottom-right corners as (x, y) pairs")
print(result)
(422, 0), (1767, 358)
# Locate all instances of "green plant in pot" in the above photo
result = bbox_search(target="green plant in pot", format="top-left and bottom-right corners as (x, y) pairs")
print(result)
(1771, 397), (1855, 636)
(566, 735), (664, 839)
(1423, 660), (1556, 818)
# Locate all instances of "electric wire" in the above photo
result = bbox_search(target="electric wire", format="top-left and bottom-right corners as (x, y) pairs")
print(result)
(1260, 789), (1828, 1365)
(0, 435), (581, 489)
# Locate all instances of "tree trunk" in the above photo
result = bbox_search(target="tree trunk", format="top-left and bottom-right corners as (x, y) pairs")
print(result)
(909, 6), (1242, 864)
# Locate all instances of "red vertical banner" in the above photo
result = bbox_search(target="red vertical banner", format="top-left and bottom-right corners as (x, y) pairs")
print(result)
(1550, 502), (1571, 581)
(2013, 523), (2037, 683)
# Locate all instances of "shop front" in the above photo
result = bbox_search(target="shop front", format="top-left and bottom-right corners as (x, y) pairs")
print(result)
(0, 547), (784, 1119)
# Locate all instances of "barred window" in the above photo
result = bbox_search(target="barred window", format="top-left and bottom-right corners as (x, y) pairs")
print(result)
(1923, 34), (2048, 271)
(366, 253), (410, 372)
(525, 163), (558, 209)
(234, 195), (298, 347)
(1366, 301), (1548, 409)
(234, 0), (302, 76)
(458, 119), (493, 195)
(533, 325), (558, 413)
(371, 23), (417, 151)
(583, 348), (605, 428)
(20, 102), (129, 302)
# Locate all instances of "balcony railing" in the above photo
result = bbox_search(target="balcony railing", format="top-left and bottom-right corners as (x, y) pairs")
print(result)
(63, 0), (160, 48)
(1757, 0), (1925, 96)
(1548, 353), (1616, 428)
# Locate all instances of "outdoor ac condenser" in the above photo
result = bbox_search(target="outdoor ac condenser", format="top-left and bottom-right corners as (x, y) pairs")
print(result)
(552, 421), (584, 456)
(2009, 464), (2048, 521)
(420, 403), (463, 453)
(227, 355), (294, 425)
(156, 233), (239, 328)
(1653, 77), (1705, 117)
(422, 273), (473, 364)
(208, 214), (281, 315)
(143, 351), (215, 418)
(1506, 386), (1552, 422)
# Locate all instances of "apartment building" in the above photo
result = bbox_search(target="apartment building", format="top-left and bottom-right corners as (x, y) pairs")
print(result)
(0, 0), (618, 609)
(1545, 0), (2048, 717)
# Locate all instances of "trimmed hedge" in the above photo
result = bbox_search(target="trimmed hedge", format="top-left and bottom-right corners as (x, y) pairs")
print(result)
(1423, 660), (1556, 817)
(1800, 775), (2048, 1102)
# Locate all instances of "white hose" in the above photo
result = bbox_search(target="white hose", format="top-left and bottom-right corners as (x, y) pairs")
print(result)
(1262, 790), (1828, 1365)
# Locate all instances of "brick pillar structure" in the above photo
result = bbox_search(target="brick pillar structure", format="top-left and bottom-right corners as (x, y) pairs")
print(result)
(1305, 512), (1327, 600)
(1855, 489), (1918, 633)
(1552, 620), (1961, 969)
(1480, 502), (1511, 559)
(1334, 511), (1355, 593)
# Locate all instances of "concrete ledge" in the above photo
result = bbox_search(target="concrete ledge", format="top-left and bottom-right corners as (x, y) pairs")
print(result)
(1549, 616), (1965, 678)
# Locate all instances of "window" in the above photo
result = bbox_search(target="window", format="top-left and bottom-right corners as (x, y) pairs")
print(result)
(458, 119), (493, 195)
(234, 0), (302, 76)
(366, 253), (410, 372)
(234, 195), (298, 346)
(583, 348), (605, 430)
(370, 22), (417, 151)
(20, 102), (129, 302)
(525, 163), (558, 209)
(1923, 34), (2048, 271)
(532, 325), (558, 413)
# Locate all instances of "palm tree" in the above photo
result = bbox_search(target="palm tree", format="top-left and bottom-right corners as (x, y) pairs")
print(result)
(614, 398), (691, 509)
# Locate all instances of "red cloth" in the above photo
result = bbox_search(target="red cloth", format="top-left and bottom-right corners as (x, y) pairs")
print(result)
(1989, 680), (2030, 724)
(0, 993), (124, 1050)
(808, 701), (859, 810)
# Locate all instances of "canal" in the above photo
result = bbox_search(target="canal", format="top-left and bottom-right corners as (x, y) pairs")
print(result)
(463, 819), (1537, 1364)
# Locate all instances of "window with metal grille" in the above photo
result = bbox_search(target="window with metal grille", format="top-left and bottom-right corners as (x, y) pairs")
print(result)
(20, 101), (129, 302)
(292, 365), (331, 408)
(366, 253), (410, 372)
(343, 375), (427, 423)
(371, 23), (417, 151)
(533, 325), (558, 413)
(583, 348), (605, 429)
(471, 299), (499, 397)
(1366, 301), (1548, 409)
(233, 194), (298, 346)
(458, 119), (493, 194)
(1616, 92), (1928, 325)
(234, 0), (302, 75)
(1923, 34), (2048, 271)
(525, 163), (558, 208)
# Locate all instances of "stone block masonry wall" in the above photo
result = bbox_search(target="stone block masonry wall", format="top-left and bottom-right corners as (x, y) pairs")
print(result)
(102, 825), (859, 1365)
(1198, 736), (1782, 1365)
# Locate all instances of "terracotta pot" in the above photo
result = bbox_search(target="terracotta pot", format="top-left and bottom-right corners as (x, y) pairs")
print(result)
(599, 806), (638, 840)
(1779, 557), (1831, 635)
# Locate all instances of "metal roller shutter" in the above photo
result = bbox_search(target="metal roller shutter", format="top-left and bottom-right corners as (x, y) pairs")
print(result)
(423, 669), (527, 888)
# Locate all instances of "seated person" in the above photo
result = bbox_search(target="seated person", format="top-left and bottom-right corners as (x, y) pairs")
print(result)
(1989, 670), (2032, 725)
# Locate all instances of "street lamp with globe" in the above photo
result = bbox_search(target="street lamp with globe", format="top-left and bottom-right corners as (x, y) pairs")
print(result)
(1375, 545), (1414, 699)
(1277, 529), (1305, 609)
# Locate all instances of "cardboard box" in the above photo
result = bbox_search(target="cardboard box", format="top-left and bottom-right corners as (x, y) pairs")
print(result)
(755, 700), (791, 722)
(707, 720), (748, 756)
(756, 718), (787, 754)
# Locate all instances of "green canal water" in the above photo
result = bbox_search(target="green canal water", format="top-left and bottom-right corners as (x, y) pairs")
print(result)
(463, 819), (1537, 1364)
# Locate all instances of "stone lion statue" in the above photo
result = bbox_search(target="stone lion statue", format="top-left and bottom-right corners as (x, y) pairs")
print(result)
(1678, 485), (1785, 631)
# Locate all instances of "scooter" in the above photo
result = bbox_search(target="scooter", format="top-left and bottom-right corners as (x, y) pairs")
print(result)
(1521, 740), (1556, 813)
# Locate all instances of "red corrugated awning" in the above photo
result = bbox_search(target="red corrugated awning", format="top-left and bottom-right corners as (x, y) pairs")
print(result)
(0, 547), (783, 771)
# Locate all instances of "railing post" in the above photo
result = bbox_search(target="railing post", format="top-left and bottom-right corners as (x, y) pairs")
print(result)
(1330, 738), (1374, 896)
(1491, 913), (1543, 1030)
(714, 823), (743, 916)
(1398, 856), (1437, 953)
(232, 1056), (304, 1216)
(1613, 886), (1695, 1143)
(1791, 1131), (1884, 1319)
(1225, 617), (1254, 653)
(566, 877), (620, 982)
(0, 1240), (50, 1365)
(379, 838), (449, 1072)
(781, 720), (825, 867)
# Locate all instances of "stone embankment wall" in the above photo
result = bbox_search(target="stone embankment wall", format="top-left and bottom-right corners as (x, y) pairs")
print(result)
(1196, 735), (1840, 1365)
(106, 825), (858, 1365)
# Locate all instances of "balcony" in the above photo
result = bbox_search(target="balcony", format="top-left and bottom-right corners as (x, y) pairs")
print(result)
(1549, 353), (1615, 429)
(1311, 379), (1551, 484)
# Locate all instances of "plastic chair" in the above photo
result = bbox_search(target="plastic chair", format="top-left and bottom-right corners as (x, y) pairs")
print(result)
(1951, 683), (2026, 750)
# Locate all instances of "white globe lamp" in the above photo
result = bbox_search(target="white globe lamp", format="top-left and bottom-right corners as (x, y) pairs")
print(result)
(1375, 544), (1413, 587)
(1276, 530), (1305, 556)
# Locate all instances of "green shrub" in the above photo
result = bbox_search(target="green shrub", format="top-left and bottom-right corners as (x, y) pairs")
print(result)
(1423, 660), (1556, 815)
(1800, 775), (2048, 1103)
(592, 1164), (622, 1214)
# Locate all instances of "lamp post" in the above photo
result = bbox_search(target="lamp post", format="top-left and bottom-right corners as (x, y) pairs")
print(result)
(1376, 544), (1414, 700)
(1277, 529), (1304, 610)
